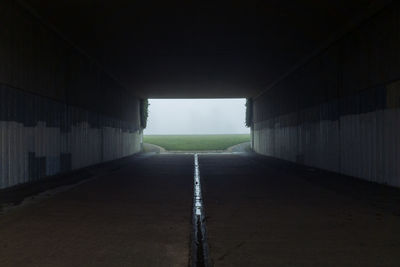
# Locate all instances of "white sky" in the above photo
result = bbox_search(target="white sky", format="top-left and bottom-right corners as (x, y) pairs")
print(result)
(144, 99), (250, 135)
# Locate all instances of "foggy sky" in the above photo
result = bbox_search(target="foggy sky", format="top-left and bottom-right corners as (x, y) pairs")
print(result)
(144, 99), (249, 135)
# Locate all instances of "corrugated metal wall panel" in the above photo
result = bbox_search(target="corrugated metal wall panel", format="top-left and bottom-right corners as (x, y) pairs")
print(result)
(0, 84), (141, 189)
(254, 85), (400, 188)
(253, 2), (400, 188)
(0, 2), (142, 189)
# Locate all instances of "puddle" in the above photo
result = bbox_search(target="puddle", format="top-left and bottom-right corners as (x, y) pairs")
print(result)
(191, 154), (211, 267)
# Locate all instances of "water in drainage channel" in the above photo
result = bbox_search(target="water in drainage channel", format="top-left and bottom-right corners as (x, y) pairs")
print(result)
(191, 154), (212, 267)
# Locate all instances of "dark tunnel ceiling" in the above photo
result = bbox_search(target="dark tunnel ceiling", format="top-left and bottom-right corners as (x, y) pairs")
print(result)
(26, 0), (380, 98)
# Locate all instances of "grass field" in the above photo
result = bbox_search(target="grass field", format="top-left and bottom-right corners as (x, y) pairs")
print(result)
(143, 134), (250, 151)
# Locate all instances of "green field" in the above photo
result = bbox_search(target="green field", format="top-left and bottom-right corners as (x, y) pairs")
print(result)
(143, 134), (250, 151)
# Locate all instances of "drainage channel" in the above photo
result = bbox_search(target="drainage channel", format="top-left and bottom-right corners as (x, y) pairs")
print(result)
(191, 153), (212, 267)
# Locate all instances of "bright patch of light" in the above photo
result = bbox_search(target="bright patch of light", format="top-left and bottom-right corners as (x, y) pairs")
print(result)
(144, 99), (249, 135)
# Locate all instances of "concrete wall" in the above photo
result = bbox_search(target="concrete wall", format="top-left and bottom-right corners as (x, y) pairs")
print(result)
(0, 1), (141, 189)
(253, 2), (400, 188)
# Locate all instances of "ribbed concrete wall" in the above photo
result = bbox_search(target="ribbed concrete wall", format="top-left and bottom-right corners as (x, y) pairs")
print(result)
(0, 2), (141, 189)
(253, 3), (400, 188)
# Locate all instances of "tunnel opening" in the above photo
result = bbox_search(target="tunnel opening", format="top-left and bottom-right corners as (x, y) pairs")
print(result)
(143, 98), (250, 153)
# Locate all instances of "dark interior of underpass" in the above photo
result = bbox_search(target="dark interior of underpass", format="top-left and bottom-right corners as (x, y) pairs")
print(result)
(1, 1), (400, 266)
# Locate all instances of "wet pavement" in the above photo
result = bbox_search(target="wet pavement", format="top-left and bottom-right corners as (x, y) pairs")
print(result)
(0, 154), (193, 267)
(199, 154), (400, 266)
(1, 153), (400, 266)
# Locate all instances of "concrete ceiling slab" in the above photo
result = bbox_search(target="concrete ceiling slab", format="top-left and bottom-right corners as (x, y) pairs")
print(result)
(24, 0), (380, 98)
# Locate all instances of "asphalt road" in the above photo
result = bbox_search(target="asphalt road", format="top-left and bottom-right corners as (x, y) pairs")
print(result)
(199, 154), (400, 266)
(0, 154), (193, 267)
(1, 153), (400, 266)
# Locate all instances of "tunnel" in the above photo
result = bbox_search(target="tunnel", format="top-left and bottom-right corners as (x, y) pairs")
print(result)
(0, 0), (400, 266)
